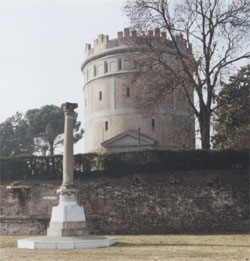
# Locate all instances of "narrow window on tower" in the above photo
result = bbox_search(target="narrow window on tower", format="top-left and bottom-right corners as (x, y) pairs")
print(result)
(99, 91), (102, 100)
(152, 119), (155, 130)
(126, 87), (130, 97)
(93, 65), (97, 77)
(104, 61), (108, 73)
(105, 121), (108, 131)
(118, 59), (122, 71)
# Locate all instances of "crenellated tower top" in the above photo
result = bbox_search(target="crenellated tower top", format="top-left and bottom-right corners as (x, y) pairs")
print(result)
(84, 28), (189, 58)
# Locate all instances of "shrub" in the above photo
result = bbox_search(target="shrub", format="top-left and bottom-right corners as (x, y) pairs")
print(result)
(0, 149), (248, 182)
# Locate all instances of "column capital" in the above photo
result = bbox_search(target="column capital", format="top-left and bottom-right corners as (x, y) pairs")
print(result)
(61, 102), (78, 114)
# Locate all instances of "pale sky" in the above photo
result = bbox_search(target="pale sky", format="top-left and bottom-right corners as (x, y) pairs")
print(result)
(1, 0), (248, 154)
(0, 0), (129, 153)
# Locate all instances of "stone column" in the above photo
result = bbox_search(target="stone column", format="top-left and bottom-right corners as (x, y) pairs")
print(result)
(47, 102), (87, 237)
(61, 102), (78, 188)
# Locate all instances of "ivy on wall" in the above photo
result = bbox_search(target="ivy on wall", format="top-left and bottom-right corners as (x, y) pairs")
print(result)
(0, 149), (248, 182)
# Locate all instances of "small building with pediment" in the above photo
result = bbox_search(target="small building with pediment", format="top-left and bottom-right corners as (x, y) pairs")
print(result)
(101, 130), (156, 153)
(81, 28), (195, 153)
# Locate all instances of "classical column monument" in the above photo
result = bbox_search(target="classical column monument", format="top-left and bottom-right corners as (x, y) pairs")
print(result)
(18, 102), (116, 249)
(47, 102), (87, 237)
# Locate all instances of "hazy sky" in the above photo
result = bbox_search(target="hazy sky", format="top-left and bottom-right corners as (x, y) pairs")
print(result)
(0, 0), (128, 153)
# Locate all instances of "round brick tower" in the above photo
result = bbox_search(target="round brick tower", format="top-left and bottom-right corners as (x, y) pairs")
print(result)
(81, 28), (195, 153)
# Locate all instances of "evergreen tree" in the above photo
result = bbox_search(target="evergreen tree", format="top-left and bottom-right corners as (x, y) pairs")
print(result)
(0, 112), (34, 156)
(25, 104), (83, 155)
(212, 65), (250, 149)
(0, 105), (83, 157)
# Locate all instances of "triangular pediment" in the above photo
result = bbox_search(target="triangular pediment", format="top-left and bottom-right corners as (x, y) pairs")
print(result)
(101, 130), (156, 148)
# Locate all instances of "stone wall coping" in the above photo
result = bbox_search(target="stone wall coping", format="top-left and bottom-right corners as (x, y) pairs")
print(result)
(6, 185), (31, 190)
(0, 214), (102, 221)
(0, 215), (50, 220)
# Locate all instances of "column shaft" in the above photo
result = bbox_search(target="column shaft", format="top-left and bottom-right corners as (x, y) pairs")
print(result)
(63, 112), (74, 186)
(61, 102), (78, 188)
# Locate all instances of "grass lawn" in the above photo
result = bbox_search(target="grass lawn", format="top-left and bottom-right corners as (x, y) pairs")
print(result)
(0, 235), (249, 261)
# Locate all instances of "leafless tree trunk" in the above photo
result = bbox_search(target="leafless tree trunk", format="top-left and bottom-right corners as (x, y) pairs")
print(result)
(124, 0), (250, 149)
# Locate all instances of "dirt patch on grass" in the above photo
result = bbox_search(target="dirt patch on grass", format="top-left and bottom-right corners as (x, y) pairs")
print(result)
(0, 235), (249, 261)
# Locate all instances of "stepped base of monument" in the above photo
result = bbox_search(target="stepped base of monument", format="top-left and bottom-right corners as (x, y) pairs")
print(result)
(17, 235), (116, 249)
(47, 221), (88, 237)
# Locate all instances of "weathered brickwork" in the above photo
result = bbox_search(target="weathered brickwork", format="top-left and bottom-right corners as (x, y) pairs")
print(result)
(0, 170), (248, 235)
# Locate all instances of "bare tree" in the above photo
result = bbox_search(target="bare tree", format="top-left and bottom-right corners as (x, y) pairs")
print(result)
(124, 0), (250, 149)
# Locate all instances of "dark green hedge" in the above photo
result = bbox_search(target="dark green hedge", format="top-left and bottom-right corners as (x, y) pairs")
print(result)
(96, 149), (249, 176)
(0, 149), (248, 182)
(0, 155), (63, 181)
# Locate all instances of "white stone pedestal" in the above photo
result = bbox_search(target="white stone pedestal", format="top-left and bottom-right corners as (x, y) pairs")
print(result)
(47, 188), (87, 237)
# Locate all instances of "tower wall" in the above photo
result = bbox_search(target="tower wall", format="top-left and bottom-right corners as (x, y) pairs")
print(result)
(82, 29), (195, 153)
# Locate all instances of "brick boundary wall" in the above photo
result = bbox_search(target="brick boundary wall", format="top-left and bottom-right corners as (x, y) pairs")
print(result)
(0, 169), (248, 235)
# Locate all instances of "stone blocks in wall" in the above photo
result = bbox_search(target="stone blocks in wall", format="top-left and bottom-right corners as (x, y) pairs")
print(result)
(0, 169), (249, 235)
